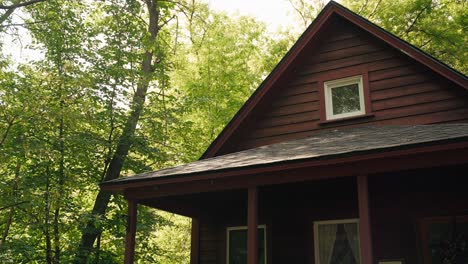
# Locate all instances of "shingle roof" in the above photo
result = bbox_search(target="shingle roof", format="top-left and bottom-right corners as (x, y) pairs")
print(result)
(102, 124), (468, 186)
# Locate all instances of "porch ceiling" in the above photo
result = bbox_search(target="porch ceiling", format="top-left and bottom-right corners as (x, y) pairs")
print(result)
(102, 124), (468, 189)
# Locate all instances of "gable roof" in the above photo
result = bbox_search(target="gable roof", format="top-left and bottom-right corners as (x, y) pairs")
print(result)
(201, 1), (468, 159)
(101, 124), (468, 189)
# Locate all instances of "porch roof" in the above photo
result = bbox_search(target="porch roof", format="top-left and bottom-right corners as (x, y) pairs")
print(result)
(101, 124), (468, 188)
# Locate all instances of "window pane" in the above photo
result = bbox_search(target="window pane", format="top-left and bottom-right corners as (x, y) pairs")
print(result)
(318, 223), (360, 264)
(331, 84), (361, 115)
(426, 221), (468, 264)
(229, 228), (266, 264)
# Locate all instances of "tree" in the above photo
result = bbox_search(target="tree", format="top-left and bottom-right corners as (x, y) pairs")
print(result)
(169, 2), (286, 159)
(0, 0), (46, 25)
(74, 0), (181, 262)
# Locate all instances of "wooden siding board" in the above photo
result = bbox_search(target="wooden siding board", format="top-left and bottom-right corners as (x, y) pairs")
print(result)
(370, 73), (433, 91)
(324, 27), (361, 42)
(278, 82), (318, 96)
(269, 101), (319, 116)
(370, 82), (441, 101)
(300, 50), (395, 75)
(272, 92), (319, 107)
(320, 36), (368, 53)
(199, 221), (219, 264)
(373, 99), (468, 119)
(368, 64), (425, 82)
(314, 43), (384, 63)
(367, 57), (412, 72)
(372, 90), (455, 111)
(250, 121), (318, 139)
(258, 111), (320, 128)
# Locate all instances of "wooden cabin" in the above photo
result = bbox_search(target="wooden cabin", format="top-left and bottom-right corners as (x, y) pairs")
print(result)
(101, 2), (468, 264)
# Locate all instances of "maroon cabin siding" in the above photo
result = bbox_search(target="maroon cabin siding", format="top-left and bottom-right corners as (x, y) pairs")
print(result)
(194, 165), (468, 264)
(198, 219), (220, 264)
(215, 17), (468, 154)
(369, 166), (468, 263)
(193, 177), (359, 264)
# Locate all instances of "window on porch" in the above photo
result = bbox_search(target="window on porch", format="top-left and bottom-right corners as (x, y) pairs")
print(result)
(419, 215), (468, 264)
(314, 219), (361, 264)
(227, 225), (266, 264)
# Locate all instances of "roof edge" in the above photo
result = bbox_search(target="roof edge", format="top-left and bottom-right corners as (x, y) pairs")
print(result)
(102, 138), (468, 192)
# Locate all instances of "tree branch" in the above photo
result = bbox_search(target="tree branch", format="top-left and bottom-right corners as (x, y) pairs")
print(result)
(0, 201), (28, 211)
(0, 0), (46, 9)
(368, 0), (382, 19)
(357, 0), (369, 15)
(404, 5), (429, 36)
(0, 116), (16, 148)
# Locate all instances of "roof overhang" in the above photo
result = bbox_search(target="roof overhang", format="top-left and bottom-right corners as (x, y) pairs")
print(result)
(102, 139), (468, 199)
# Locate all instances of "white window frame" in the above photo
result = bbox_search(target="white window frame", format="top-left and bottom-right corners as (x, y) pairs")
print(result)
(226, 225), (267, 264)
(313, 218), (361, 264)
(324, 75), (365, 120)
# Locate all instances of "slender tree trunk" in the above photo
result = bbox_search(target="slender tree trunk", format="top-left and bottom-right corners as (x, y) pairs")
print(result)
(0, 116), (16, 148)
(74, 1), (161, 263)
(45, 166), (53, 264)
(53, 109), (65, 264)
(0, 160), (21, 252)
(94, 233), (101, 264)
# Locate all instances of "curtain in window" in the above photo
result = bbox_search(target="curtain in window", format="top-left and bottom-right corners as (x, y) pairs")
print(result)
(343, 223), (361, 264)
(318, 224), (338, 264)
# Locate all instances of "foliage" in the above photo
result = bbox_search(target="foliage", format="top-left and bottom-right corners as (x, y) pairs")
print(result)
(0, 0), (465, 263)
(170, 2), (281, 159)
(348, 0), (467, 75)
(0, 0), (286, 263)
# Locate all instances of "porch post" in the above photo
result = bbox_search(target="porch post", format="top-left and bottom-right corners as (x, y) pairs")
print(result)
(357, 175), (373, 264)
(247, 186), (258, 264)
(190, 218), (200, 264)
(124, 199), (137, 264)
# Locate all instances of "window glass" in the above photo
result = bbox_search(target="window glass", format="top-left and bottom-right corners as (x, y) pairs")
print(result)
(426, 221), (468, 264)
(228, 227), (266, 264)
(331, 83), (361, 115)
(324, 75), (365, 120)
(316, 221), (360, 264)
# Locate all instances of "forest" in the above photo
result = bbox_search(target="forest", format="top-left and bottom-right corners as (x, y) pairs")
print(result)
(0, 0), (466, 263)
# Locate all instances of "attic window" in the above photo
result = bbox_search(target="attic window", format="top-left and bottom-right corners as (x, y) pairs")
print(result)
(324, 75), (365, 120)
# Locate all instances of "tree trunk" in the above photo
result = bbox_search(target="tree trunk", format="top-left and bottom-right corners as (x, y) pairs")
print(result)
(45, 166), (53, 264)
(74, 1), (160, 263)
(0, 160), (21, 252)
(53, 110), (65, 264)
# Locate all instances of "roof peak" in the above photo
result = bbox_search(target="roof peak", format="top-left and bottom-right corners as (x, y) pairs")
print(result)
(200, 2), (468, 159)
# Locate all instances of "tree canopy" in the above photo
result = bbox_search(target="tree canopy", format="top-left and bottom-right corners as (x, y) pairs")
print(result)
(0, 0), (465, 263)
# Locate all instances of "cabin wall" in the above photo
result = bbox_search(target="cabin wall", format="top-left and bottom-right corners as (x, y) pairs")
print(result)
(369, 166), (468, 263)
(198, 218), (221, 264)
(218, 16), (468, 154)
(195, 165), (468, 264)
(196, 177), (360, 264)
